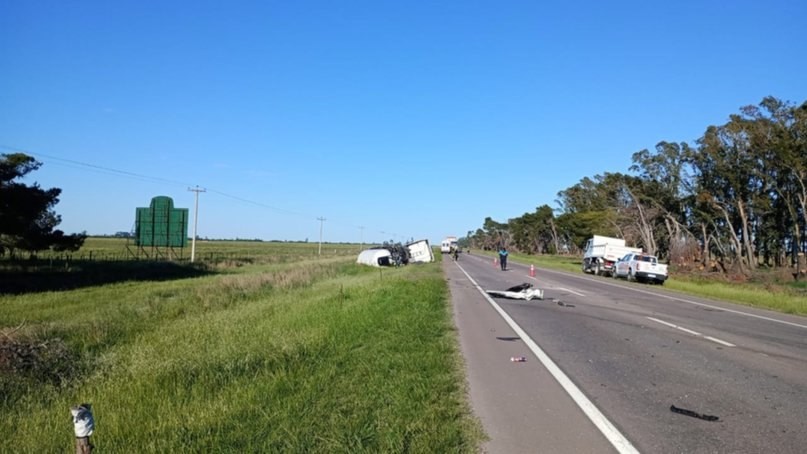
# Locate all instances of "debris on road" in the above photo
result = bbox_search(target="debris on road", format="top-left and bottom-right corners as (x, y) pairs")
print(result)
(510, 356), (527, 362)
(556, 300), (576, 308)
(486, 283), (544, 301)
(670, 405), (720, 421)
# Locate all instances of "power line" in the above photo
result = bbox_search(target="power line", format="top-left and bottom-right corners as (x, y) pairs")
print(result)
(1, 145), (195, 188)
(1, 144), (315, 219)
(1, 144), (409, 242)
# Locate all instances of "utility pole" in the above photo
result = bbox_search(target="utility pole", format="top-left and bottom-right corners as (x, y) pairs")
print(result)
(359, 226), (365, 251)
(317, 217), (326, 256)
(188, 186), (206, 262)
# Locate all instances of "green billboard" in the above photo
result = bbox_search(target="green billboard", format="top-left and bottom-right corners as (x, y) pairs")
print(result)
(135, 196), (188, 248)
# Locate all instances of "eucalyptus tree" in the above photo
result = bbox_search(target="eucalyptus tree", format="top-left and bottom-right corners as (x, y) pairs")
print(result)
(507, 205), (558, 254)
(470, 217), (510, 250)
(556, 174), (623, 241)
(689, 97), (807, 273)
(630, 141), (697, 261)
(740, 97), (807, 268)
(690, 116), (764, 272)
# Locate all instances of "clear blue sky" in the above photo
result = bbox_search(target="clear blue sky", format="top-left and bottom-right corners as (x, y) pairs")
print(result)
(2, 1), (805, 245)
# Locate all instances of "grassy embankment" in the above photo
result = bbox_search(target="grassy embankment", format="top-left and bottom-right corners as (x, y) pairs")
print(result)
(475, 250), (807, 316)
(0, 240), (482, 452)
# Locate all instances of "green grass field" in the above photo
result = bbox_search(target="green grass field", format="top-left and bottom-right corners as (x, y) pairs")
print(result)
(9, 239), (800, 451)
(0, 241), (483, 452)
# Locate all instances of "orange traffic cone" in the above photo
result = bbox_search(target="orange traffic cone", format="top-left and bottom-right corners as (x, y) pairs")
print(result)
(529, 264), (535, 277)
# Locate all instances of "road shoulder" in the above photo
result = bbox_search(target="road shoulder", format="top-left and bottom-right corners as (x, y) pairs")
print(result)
(444, 259), (617, 454)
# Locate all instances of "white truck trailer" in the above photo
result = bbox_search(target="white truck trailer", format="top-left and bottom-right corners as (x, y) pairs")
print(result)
(582, 235), (642, 277)
(406, 239), (434, 263)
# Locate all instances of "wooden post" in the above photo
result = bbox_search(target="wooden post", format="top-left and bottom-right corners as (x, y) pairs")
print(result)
(70, 404), (94, 453)
(76, 436), (93, 454)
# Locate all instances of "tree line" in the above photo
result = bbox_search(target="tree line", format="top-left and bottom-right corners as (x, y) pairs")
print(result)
(466, 97), (807, 276)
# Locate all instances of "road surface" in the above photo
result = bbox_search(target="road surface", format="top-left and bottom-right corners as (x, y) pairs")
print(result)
(445, 252), (807, 453)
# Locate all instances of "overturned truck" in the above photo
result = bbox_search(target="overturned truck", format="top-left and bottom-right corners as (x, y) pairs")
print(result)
(357, 239), (434, 267)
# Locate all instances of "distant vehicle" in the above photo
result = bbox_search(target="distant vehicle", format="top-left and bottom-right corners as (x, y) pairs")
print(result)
(613, 252), (668, 284)
(582, 235), (642, 277)
(441, 236), (458, 254)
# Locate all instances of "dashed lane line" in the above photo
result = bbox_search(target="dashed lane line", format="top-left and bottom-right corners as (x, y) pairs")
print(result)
(525, 275), (587, 297)
(558, 286), (586, 297)
(531, 266), (807, 331)
(646, 316), (736, 347)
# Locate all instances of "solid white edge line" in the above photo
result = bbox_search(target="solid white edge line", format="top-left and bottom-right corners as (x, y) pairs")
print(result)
(455, 262), (640, 454)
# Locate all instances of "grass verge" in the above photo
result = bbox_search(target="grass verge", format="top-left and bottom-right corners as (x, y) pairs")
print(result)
(0, 258), (483, 452)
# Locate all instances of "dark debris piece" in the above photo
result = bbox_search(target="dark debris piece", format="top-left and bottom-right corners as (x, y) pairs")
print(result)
(506, 283), (533, 292)
(670, 405), (719, 421)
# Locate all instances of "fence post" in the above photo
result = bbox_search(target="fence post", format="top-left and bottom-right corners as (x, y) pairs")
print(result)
(70, 404), (94, 453)
(76, 437), (92, 454)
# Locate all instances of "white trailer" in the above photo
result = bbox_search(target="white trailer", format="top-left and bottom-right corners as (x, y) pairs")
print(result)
(406, 239), (434, 263)
(582, 235), (642, 276)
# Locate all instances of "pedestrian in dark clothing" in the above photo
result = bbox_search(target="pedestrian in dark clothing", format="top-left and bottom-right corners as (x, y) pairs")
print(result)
(498, 247), (508, 271)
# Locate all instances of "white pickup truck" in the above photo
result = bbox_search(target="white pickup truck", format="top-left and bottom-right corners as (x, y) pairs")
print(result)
(613, 252), (668, 284)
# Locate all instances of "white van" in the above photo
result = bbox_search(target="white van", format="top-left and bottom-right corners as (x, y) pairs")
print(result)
(441, 236), (458, 254)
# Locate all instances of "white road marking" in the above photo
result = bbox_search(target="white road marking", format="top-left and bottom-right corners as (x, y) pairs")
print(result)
(646, 317), (678, 329)
(646, 317), (736, 347)
(535, 267), (807, 330)
(676, 326), (702, 336)
(704, 336), (736, 347)
(558, 287), (586, 297)
(456, 262), (640, 454)
(526, 274), (587, 296)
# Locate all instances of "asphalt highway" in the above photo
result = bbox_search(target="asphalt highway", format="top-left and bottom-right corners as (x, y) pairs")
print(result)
(445, 252), (807, 454)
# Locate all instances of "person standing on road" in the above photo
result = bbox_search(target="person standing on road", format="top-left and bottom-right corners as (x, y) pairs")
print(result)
(498, 247), (508, 271)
